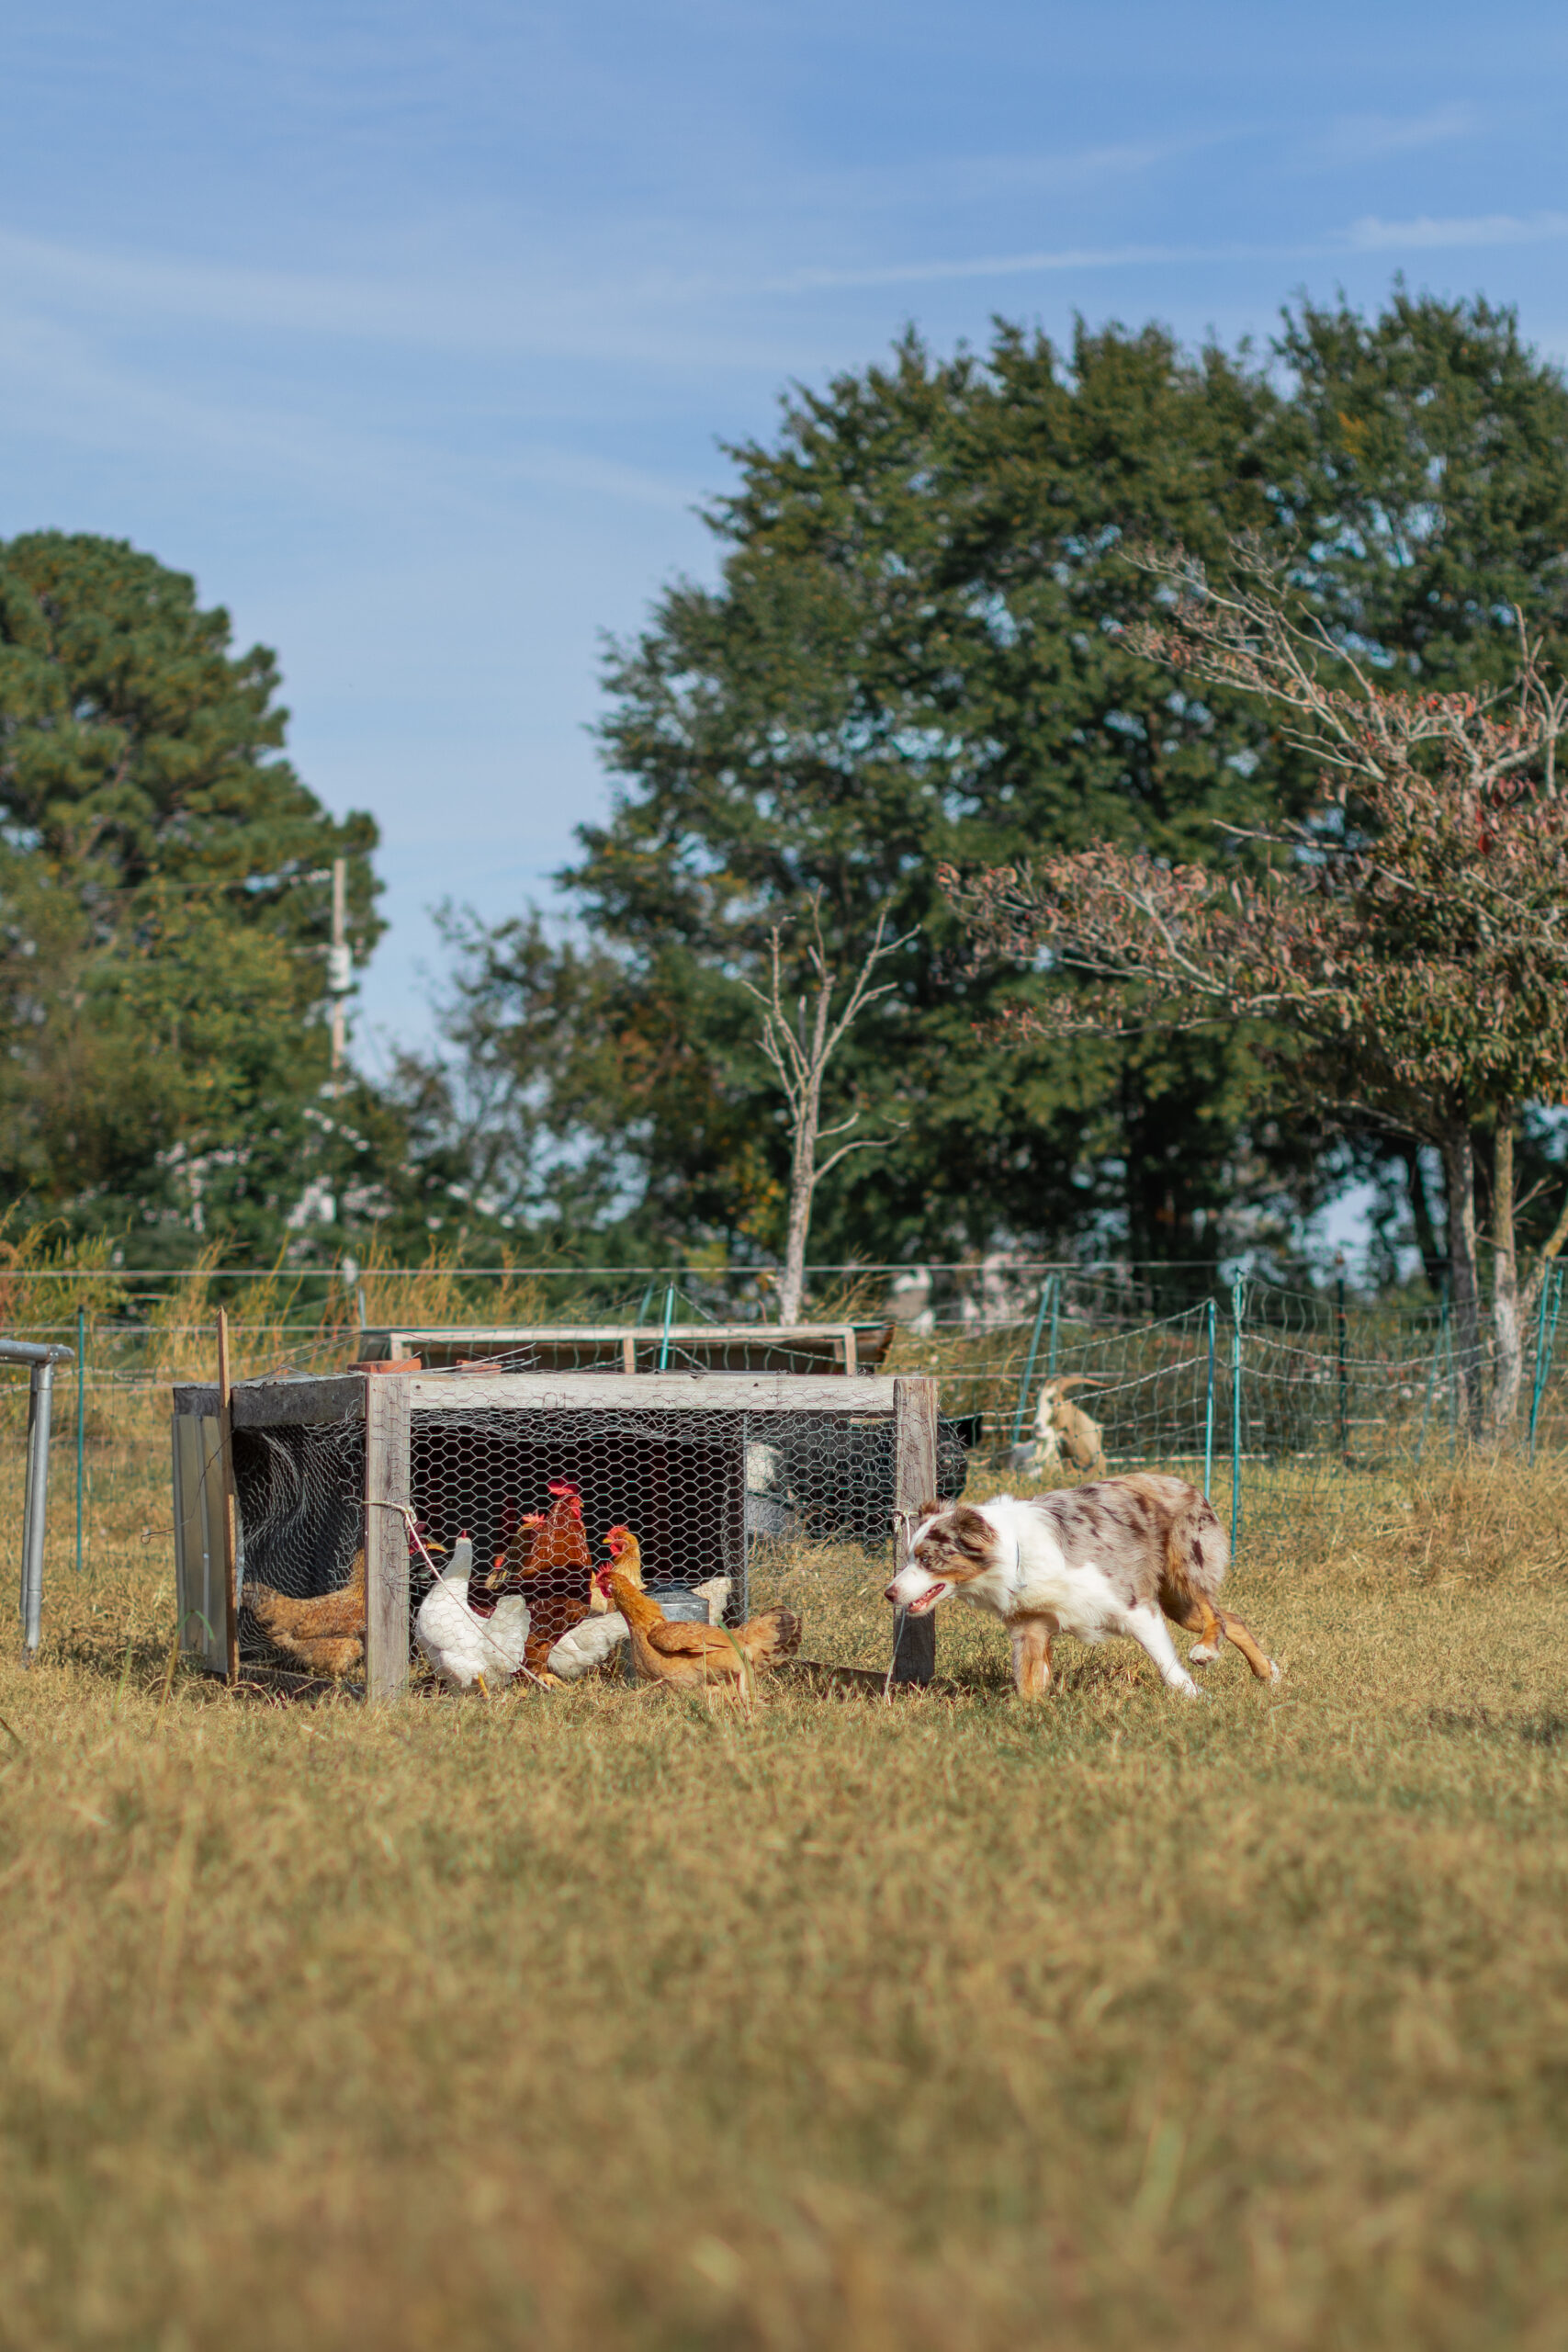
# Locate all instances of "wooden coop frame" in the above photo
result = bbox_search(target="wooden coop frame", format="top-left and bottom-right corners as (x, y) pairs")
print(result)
(172, 1369), (942, 1697)
(353, 1324), (896, 1375)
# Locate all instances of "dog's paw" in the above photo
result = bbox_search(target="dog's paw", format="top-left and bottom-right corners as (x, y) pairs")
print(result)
(1265, 1658), (1282, 1686)
(1188, 1642), (1221, 1666)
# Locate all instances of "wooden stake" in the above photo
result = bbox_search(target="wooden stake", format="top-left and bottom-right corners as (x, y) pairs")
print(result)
(364, 1372), (412, 1704)
(216, 1307), (240, 1687)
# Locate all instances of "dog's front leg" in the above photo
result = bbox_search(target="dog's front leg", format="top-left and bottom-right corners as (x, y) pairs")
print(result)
(1010, 1614), (1054, 1699)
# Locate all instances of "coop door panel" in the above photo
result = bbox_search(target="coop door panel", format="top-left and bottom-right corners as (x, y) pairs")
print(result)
(172, 1412), (228, 1673)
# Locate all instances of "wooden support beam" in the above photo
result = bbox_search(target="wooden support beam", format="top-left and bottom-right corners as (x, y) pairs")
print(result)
(890, 1374), (939, 1686)
(406, 1372), (896, 1415)
(216, 1310), (240, 1687)
(364, 1372), (411, 1704)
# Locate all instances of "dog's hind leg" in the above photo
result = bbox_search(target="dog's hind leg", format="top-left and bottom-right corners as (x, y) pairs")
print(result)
(1009, 1615), (1054, 1699)
(1215, 1608), (1280, 1683)
(1160, 1584), (1226, 1666)
(1161, 1583), (1279, 1681)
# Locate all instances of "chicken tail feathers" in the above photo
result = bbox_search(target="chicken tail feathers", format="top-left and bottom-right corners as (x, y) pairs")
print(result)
(739, 1605), (803, 1668)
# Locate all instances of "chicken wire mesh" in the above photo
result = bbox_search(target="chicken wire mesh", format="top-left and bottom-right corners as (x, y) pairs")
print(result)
(404, 1402), (975, 1629)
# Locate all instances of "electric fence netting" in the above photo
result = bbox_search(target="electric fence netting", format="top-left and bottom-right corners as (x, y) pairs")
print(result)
(906, 1262), (1568, 1552)
(1, 1261), (1565, 1611)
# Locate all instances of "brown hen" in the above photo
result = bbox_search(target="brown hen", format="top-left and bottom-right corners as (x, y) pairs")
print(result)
(245, 1549), (368, 1678)
(596, 1566), (800, 1691)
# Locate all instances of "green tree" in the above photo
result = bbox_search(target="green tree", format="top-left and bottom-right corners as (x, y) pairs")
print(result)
(432, 288), (1568, 1287)
(442, 322), (1303, 1273)
(1271, 286), (1568, 685)
(0, 531), (381, 1260)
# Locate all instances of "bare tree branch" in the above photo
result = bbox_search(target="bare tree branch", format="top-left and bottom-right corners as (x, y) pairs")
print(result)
(739, 892), (914, 1321)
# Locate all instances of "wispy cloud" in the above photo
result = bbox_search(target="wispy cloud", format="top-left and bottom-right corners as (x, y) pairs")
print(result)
(762, 239), (1290, 293)
(1317, 105), (1478, 165)
(0, 225), (807, 373)
(6, 198), (1566, 392)
(795, 135), (1212, 214)
(1348, 209), (1568, 251)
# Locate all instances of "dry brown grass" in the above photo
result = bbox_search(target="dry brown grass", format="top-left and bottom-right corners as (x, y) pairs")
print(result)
(3, 1373), (1568, 2349)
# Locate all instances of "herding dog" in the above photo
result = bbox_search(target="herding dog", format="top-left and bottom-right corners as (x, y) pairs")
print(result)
(885, 1474), (1279, 1701)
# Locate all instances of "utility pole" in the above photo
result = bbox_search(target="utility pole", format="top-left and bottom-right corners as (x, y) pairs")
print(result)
(327, 856), (351, 1088)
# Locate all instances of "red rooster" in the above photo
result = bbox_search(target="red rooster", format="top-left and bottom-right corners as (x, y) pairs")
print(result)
(482, 1479), (593, 1681)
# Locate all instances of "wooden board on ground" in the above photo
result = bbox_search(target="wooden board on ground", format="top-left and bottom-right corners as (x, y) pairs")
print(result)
(774, 1658), (963, 1700)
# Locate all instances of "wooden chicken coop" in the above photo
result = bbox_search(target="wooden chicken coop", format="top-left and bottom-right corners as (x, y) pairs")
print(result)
(171, 1368), (945, 1696)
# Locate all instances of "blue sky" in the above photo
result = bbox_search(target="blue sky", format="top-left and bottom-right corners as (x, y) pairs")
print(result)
(6, 1), (1568, 1069)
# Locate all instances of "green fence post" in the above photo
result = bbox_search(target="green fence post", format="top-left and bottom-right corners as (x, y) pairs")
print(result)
(657, 1282), (677, 1371)
(1230, 1273), (1246, 1557)
(1046, 1275), (1061, 1378)
(1529, 1262), (1564, 1464)
(75, 1302), (85, 1575)
(1203, 1297), (1217, 1499)
(1010, 1274), (1056, 1446)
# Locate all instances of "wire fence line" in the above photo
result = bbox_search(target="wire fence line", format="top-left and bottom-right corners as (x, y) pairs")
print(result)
(3, 1258), (1565, 1577)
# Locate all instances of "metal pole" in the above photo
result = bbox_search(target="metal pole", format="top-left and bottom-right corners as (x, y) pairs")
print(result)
(4, 1340), (73, 1668)
(1047, 1275), (1062, 1378)
(1529, 1262), (1564, 1464)
(75, 1304), (85, 1575)
(1230, 1274), (1246, 1558)
(1010, 1273), (1056, 1445)
(658, 1282), (676, 1371)
(328, 854), (349, 1084)
(1203, 1297), (1216, 1498)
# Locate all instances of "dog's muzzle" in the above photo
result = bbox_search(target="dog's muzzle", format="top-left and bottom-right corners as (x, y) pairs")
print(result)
(886, 1577), (948, 1614)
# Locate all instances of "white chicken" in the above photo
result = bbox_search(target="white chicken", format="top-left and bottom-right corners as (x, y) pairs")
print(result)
(413, 1532), (531, 1694)
(544, 1611), (630, 1680)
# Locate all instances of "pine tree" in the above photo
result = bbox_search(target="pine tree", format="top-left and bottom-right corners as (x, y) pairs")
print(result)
(0, 532), (381, 1259)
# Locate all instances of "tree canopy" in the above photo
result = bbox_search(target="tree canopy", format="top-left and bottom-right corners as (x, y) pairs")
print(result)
(433, 288), (1568, 1277)
(0, 531), (382, 1261)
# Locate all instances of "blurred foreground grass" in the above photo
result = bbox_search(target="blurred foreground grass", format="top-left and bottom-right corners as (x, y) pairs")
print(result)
(2, 1386), (1568, 2349)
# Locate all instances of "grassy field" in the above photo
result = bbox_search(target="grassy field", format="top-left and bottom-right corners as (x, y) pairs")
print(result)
(2, 1385), (1567, 2349)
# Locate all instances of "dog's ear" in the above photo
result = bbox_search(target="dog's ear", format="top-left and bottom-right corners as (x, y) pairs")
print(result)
(919, 1497), (942, 1521)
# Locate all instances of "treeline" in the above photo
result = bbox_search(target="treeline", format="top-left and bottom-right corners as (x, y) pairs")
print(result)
(5, 285), (1568, 1280)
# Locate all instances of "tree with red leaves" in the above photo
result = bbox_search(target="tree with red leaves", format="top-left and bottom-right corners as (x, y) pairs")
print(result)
(942, 539), (1568, 1437)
